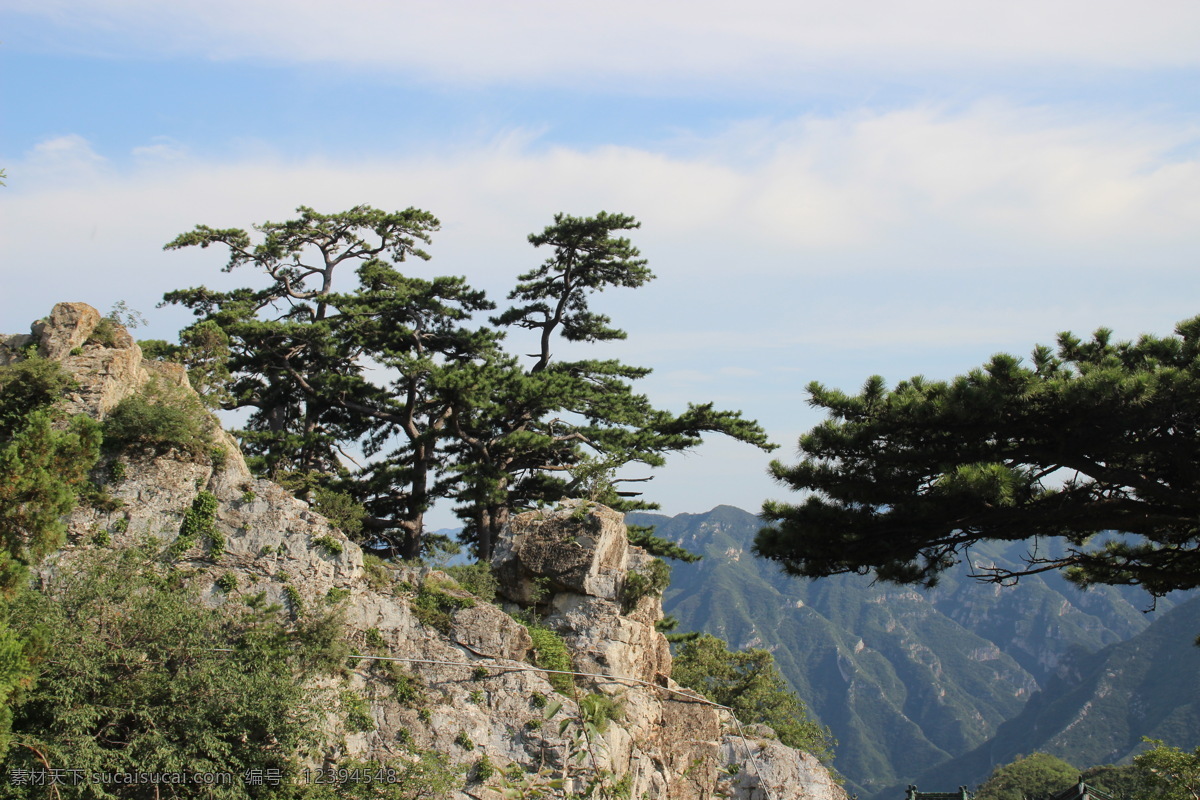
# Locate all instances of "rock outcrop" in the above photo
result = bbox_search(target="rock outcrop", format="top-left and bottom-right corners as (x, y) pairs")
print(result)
(4, 303), (847, 800)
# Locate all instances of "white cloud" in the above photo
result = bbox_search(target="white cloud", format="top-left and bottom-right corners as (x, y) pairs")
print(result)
(131, 137), (191, 165)
(3, 102), (1199, 341)
(10, 0), (1200, 85)
(4, 101), (1200, 521)
(15, 134), (110, 187)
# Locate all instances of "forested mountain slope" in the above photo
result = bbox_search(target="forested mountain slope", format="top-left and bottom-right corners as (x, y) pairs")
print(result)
(897, 594), (1200, 797)
(641, 505), (1191, 798)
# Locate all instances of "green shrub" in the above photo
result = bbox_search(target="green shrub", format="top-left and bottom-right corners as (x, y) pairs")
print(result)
(313, 535), (344, 556)
(1131, 741), (1200, 800)
(363, 554), (391, 592)
(471, 665), (489, 681)
(579, 693), (623, 733)
(530, 576), (553, 604)
(79, 481), (124, 513)
(454, 730), (475, 750)
(87, 317), (118, 348)
(364, 627), (388, 651)
(672, 633), (835, 764)
(975, 753), (1081, 800)
(3, 546), (344, 792)
(325, 586), (351, 604)
(169, 491), (220, 559)
(445, 563), (498, 602)
(111, 517), (129, 534)
(107, 459), (127, 483)
(0, 357), (76, 436)
(215, 573), (237, 593)
(102, 380), (213, 459)
(411, 577), (475, 633)
(472, 752), (495, 784)
(392, 673), (423, 705)
(621, 558), (671, 613)
(313, 488), (367, 536)
(283, 585), (304, 616)
(137, 339), (180, 361)
(526, 625), (574, 694)
(342, 690), (375, 733)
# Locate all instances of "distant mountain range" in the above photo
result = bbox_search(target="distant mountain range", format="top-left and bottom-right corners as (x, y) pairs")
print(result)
(630, 505), (1200, 800)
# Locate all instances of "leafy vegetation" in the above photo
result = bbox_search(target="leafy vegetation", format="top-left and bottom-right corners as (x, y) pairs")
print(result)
(1135, 740), (1200, 800)
(170, 490), (220, 558)
(579, 693), (624, 734)
(86, 316), (119, 347)
(974, 753), (1081, 800)
(410, 575), (475, 633)
(444, 562), (499, 602)
(138, 318), (232, 409)
(0, 360), (100, 595)
(0, 358), (99, 757)
(671, 633), (835, 764)
(101, 379), (216, 460)
(505, 612), (576, 694)
(1, 546), (347, 797)
(759, 316), (1200, 597)
(312, 487), (366, 536)
(312, 534), (344, 556)
(620, 557), (670, 612)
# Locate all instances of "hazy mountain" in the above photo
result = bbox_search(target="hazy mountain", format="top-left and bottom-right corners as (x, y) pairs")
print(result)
(895, 594), (1200, 797)
(634, 505), (1190, 799)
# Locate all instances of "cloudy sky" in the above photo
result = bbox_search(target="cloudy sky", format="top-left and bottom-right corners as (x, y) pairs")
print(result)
(3, 2), (1200, 527)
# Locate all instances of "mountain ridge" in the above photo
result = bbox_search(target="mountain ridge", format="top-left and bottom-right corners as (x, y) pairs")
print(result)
(638, 504), (1197, 798)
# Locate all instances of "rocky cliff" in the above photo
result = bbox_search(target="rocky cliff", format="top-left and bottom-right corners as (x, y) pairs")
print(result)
(2, 303), (846, 800)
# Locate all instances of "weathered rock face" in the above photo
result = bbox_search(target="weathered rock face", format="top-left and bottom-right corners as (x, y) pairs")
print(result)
(5, 303), (846, 800)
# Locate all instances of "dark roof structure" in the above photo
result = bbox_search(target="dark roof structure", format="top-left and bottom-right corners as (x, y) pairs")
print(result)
(1047, 781), (1116, 800)
(905, 786), (972, 800)
(902, 779), (1117, 800)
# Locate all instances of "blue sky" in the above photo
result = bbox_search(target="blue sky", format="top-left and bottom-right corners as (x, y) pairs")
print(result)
(3, 1), (1200, 527)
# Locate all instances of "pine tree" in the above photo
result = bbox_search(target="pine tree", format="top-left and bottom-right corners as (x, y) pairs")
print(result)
(164, 205), (499, 559)
(166, 207), (775, 562)
(758, 316), (1200, 597)
(450, 212), (775, 560)
(0, 357), (100, 757)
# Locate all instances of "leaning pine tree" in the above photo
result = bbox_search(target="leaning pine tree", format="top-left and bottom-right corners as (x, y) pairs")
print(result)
(757, 317), (1200, 601)
(448, 211), (776, 561)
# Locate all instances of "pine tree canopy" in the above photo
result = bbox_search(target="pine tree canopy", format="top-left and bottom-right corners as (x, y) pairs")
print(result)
(757, 315), (1200, 597)
(164, 206), (775, 561)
